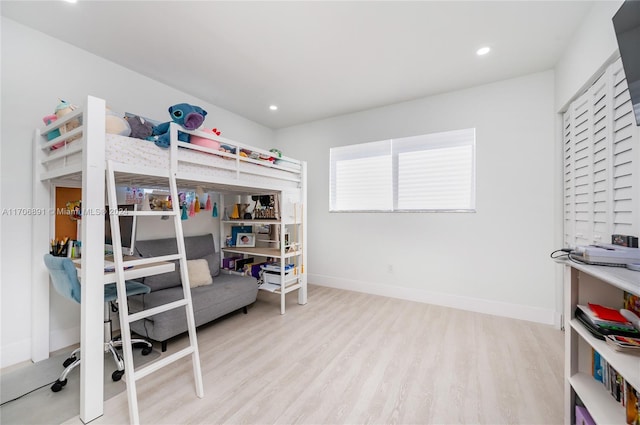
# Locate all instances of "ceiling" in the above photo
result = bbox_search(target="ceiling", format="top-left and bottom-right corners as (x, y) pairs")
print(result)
(1, 1), (595, 129)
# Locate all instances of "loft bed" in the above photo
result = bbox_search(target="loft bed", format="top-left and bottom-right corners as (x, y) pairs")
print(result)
(31, 95), (307, 423)
(38, 101), (303, 192)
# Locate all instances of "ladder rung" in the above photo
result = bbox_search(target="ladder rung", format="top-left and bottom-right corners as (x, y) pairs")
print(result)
(105, 155), (204, 424)
(108, 161), (173, 178)
(123, 254), (182, 267)
(132, 346), (195, 381)
(113, 210), (178, 217)
(41, 126), (83, 151)
(127, 299), (188, 323)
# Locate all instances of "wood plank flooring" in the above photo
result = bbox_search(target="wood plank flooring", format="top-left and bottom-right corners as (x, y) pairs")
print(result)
(63, 284), (564, 424)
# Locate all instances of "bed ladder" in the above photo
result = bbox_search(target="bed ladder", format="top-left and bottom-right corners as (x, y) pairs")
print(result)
(105, 160), (204, 425)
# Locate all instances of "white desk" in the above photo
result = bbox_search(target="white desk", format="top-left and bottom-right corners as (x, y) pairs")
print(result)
(102, 257), (175, 284)
(74, 256), (175, 284)
(74, 256), (174, 422)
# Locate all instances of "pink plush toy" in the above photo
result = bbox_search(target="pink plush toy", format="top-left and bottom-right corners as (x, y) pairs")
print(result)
(190, 128), (222, 151)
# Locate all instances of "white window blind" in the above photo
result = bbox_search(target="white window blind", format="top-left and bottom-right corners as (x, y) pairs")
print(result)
(330, 128), (475, 212)
(562, 58), (639, 247)
(332, 140), (393, 211)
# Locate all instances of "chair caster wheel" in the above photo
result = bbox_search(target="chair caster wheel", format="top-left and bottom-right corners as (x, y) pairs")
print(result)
(62, 356), (76, 367)
(112, 370), (125, 382)
(51, 379), (67, 392)
(141, 346), (152, 356)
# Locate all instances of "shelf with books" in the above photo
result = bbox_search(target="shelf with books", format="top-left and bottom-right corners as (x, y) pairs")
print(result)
(222, 219), (282, 225)
(563, 259), (640, 296)
(221, 218), (303, 226)
(220, 268), (247, 276)
(569, 373), (625, 425)
(219, 191), (307, 315)
(221, 246), (301, 259)
(570, 319), (640, 390)
(259, 278), (301, 294)
(562, 259), (640, 425)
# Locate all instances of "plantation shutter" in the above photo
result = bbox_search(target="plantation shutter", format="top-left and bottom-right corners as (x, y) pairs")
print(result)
(563, 108), (575, 246)
(611, 61), (639, 236)
(591, 75), (610, 243)
(570, 94), (594, 246)
(562, 58), (639, 247)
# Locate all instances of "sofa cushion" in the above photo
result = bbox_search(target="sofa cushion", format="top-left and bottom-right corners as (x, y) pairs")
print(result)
(187, 259), (213, 287)
(135, 234), (219, 291)
(127, 273), (258, 342)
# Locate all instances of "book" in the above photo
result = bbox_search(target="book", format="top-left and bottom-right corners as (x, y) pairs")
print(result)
(575, 405), (596, 425)
(589, 303), (630, 323)
(577, 305), (638, 332)
(605, 334), (640, 355)
(592, 349), (604, 383)
(625, 292), (640, 319)
(627, 383), (639, 425)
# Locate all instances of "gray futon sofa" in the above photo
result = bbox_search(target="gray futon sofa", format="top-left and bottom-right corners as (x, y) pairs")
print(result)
(127, 234), (258, 351)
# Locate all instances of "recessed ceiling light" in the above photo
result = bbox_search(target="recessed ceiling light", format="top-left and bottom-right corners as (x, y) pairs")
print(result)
(269, 105), (278, 111)
(62, 0), (78, 3)
(476, 46), (491, 56)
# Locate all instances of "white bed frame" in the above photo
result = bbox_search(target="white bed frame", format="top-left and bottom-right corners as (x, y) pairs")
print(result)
(32, 96), (307, 422)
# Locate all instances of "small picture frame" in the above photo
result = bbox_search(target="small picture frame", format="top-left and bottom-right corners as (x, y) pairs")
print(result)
(236, 233), (256, 247)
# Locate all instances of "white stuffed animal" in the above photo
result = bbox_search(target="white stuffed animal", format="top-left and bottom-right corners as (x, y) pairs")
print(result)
(105, 108), (131, 136)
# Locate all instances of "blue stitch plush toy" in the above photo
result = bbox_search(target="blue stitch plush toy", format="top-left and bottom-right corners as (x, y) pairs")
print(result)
(148, 103), (208, 148)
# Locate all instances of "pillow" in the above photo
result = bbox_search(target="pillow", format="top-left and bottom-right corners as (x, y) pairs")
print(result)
(187, 259), (213, 288)
(200, 252), (220, 277)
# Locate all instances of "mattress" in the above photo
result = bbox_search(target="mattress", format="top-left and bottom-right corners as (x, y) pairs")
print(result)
(44, 134), (301, 189)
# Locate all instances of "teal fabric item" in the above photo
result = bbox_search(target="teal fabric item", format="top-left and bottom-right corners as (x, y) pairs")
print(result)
(44, 254), (82, 303)
(43, 254), (150, 304)
(103, 281), (151, 303)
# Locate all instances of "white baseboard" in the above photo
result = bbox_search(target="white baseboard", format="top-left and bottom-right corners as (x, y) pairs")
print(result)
(1, 327), (80, 369)
(1, 339), (31, 369)
(308, 273), (558, 326)
(49, 325), (80, 353)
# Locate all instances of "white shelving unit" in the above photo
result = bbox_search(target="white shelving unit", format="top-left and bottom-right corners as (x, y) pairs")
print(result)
(562, 260), (640, 425)
(219, 192), (307, 314)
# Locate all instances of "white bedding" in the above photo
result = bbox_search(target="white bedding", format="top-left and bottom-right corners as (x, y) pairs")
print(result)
(45, 134), (301, 189)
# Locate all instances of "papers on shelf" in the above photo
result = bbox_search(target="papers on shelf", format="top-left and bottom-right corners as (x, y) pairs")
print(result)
(259, 277), (298, 292)
(104, 260), (133, 272)
(604, 334), (640, 354)
(259, 282), (281, 292)
(261, 263), (294, 273)
(577, 305), (636, 331)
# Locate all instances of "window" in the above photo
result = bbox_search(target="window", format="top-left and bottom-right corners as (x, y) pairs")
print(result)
(330, 128), (476, 212)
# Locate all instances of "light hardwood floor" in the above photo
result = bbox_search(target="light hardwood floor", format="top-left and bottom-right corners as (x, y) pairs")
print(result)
(64, 285), (564, 425)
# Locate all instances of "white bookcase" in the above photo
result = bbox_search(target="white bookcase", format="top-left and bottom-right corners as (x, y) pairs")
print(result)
(219, 191), (307, 314)
(563, 260), (640, 424)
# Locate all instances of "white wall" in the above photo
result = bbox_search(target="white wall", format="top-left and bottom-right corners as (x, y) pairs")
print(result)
(554, 0), (623, 112)
(276, 71), (558, 324)
(0, 18), (274, 368)
(3, 2), (627, 368)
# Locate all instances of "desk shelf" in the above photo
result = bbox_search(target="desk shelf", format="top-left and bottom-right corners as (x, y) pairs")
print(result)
(221, 246), (301, 259)
(562, 259), (640, 425)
